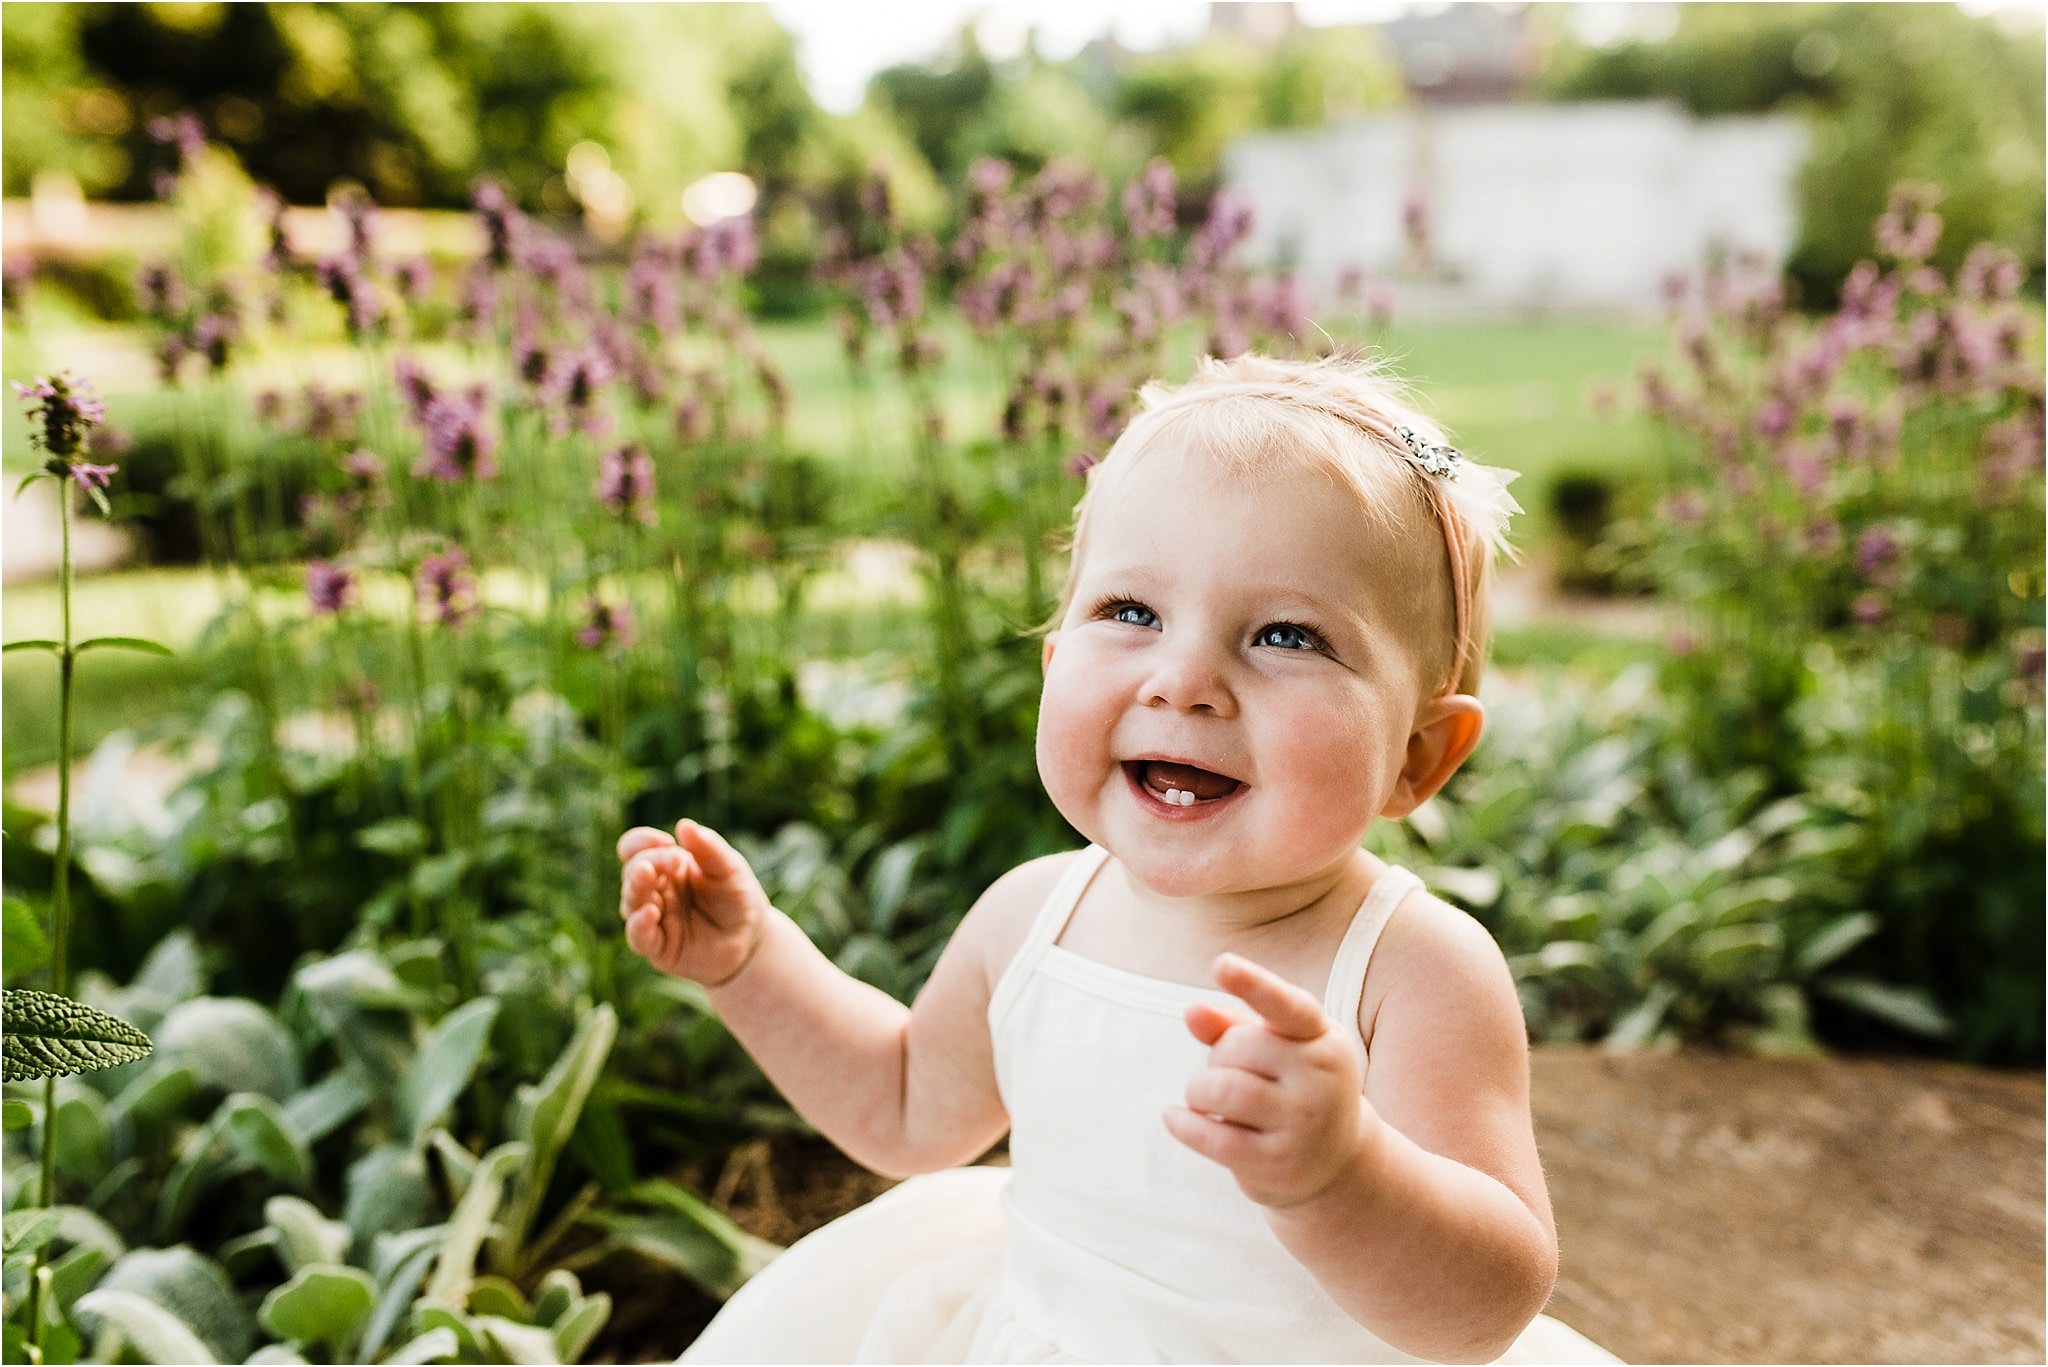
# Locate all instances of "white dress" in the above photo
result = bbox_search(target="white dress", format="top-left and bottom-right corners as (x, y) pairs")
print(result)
(682, 845), (1620, 1364)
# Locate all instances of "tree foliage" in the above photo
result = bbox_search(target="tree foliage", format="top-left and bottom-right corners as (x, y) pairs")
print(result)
(5, 2), (824, 218)
(1538, 3), (2045, 296)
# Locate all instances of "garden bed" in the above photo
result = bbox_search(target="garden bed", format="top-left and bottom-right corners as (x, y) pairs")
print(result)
(606, 1047), (2045, 1365)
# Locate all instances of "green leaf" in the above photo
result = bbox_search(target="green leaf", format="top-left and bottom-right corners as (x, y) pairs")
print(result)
(399, 997), (498, 1150)
(3, 1209), (62, 1266)
(75, 636), (174, 657)
(1817, 977), (1955, 1038)
(2, 1098), (32, 1129)
(258, 1265), (375, 1353)
(52, 1087), (110, 1183)
(153, 997), (299, 1099)
(427, 1141), (527, 1304)
(356, 818), (431, 859)
(4, 896), (50, 978)
(344, 1144), (434, 1258)
(220, 1092), (313, 1187)
(264, 1196), (353, 1276)
(1, 989), (153, 1082)
(476, 1315), (562, 1364)
(105, 1062), (197, 1135)
(93, 1247), (251, 1363)
(386, 1326), (461, 1364)
(589, 1177), (778, 1299)
(72, 1288), (219, 1365)
(494, 1006), (616, 1269)
(1794, 911), (1881, 977)
(1603, 983), (1677, 1050)
(465, 1275), (529, 1321)
(2, 638), (61, 654)
(358, 1226), (448, 1363)
(35, 1264), (84, 1364)
(550, 1293), (610, 1362)
(283, 1067), (374, 1144)
(408, 1302), (483, 1361)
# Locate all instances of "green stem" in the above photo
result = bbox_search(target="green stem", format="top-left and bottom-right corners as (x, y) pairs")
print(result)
(30, 476), (77, 1347)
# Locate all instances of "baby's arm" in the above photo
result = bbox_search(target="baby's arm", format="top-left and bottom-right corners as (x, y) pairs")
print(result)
(650, 835), (1060, 1179)
(1262, 900), (1557, 1363)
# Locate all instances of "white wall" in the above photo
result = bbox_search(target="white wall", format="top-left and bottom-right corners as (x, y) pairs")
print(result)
(1223, 102), (1807, 316)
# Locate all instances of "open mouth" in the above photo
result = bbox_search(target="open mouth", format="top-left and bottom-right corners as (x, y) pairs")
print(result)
(1120, 759), (1246, 812)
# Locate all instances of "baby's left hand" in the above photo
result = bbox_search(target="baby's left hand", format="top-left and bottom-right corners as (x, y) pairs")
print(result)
(1164, 952), (1380, 1210)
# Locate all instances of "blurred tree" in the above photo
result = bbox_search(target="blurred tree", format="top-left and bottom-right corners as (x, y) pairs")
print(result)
(1113, 40), (1265, 181)
(1112, 28), (1403, 184)
(868, 26), (1000, 185)
(6, 2), (824, 219)
(1538, 3), (2045, 298)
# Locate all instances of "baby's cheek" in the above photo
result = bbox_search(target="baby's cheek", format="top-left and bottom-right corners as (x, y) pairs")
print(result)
(1034, 676), (1099, 820)
(1273, 704), (1387, 836)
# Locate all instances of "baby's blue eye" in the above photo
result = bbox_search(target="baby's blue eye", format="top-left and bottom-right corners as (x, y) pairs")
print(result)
(1107, 602), (1157, 628)
(1256, 622), (1320, 652)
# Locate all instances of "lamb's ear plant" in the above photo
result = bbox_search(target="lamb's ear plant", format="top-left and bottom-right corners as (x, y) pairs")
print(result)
(6, 374), (169, 1357)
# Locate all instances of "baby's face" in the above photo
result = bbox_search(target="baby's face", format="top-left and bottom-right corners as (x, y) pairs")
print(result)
(1037, 443), (1443, 899)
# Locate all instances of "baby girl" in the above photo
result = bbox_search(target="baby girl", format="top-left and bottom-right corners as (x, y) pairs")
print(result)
(619, 354), (1616, 1364)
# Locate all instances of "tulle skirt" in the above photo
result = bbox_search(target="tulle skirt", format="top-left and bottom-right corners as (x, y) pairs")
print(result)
(678, 1165), (1619, 1365)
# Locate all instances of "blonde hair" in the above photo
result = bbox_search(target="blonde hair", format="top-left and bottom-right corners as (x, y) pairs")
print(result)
(1034, 352), (1520, 699)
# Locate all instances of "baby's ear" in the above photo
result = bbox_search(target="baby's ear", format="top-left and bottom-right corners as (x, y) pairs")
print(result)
(1041, 631), (1060, 674)
(1380, 694), (1484, 819)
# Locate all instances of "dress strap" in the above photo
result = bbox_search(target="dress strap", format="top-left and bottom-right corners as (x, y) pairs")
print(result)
(987, 844), (1111, 1037)
(1320, 863), (1422, 1076)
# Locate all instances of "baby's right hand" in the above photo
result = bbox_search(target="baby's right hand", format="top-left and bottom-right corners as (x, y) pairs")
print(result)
(616, 820), (775, 987)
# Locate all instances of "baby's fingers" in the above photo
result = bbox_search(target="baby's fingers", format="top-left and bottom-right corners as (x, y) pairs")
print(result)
(624, 903), (673, 965)
(617, 826), (677, 864)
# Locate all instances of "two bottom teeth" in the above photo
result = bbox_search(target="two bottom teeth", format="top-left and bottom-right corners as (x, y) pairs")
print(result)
(1161, 787), (1199, 807)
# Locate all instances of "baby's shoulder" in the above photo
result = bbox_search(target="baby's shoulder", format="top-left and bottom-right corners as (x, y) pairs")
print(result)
(1360, 877), (1521, 1047)
(956, 848), (1090, 995)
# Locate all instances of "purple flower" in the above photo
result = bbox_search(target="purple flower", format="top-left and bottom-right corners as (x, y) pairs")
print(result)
(146, 112), (207, 163)
(414, 547), (479, 628)
(414, 389), (499, 482)
(69, 462), (118, 492)
(1122, 158), (1177, 240)
(577, 595), (636, 652)
(594, 443), (656, 524)
(256, 188), (295, 274)
(394, 356), (439, 423)
(333, 188), (379, 269)
(1401, 184), (1431, 254)
(1855, 526), (1902, 585)
(154, 332), (190, 386)
(1754, 397), (1795, 442)
(1958, 243), (2024, 303)
(473, 179), (525, 270)
(1849, 591), (1888, 627)
(305, 559), (356, 615)
(13, 373), (109, 460)
(1662, 489), (1708, 525)
(318, 255), (382, 336)
(1874, 184), (1942, 263)
(394, 256), (432, 303)
(547, 348), (614, 437)
(1190, 189), (1254, 270)
(136, 262), (186, 321)
(191, 311), (236, 373)
(302, 383), (365, 444)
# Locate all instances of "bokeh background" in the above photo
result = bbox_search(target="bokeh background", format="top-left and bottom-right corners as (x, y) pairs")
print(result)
(2, 3), (2042, 1363)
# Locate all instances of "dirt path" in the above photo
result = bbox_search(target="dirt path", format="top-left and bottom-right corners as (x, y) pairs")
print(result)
(610, 1047), (2043, 1364)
